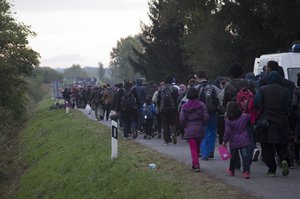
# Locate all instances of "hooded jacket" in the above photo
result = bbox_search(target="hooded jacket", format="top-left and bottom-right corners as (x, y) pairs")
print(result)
(223, 113), (252, 149)
(179, 99), (209, 139)
(254, 71), (291, 144)
(132, 78), (146, 108)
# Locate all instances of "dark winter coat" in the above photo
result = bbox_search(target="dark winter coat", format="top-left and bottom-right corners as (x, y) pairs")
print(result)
(112, 88), (125, 112)
(132, 78), (146, 108)
(292, 87), (300, 142)
(179, 99), (209, 139)
(254, 71), (291, 144)
(157, 84), (179, 114)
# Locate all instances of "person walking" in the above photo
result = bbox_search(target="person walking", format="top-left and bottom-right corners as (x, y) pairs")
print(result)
(292, 73), (300, 166)
(223, 102), (254, 179)
(102, 83), (115, 120)
(195, 71), (221, 160)
(142, 96), (156, 139)
(180, 87), (209, 172)
(254, 71), (291, 177)
(157, 76), (179, 145)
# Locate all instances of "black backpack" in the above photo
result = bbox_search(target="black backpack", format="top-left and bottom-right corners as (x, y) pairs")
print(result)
(120, 91), (137, 112)
(159, 87), (176, 113)
(198, 83), (219, 113)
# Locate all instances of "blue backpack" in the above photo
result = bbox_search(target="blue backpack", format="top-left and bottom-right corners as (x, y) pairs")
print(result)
(142, 104), (154, 120)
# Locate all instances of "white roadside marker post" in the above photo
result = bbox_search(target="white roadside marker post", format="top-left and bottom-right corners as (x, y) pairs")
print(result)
(111, 120), (118, 160)
(66, 101), (69, 114)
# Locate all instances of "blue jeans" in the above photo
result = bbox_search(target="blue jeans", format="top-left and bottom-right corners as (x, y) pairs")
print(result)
(201, 114), (217, 158)
(230, 145), (254, 173)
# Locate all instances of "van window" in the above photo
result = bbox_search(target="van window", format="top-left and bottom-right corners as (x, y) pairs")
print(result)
(287, 68), (300, 85)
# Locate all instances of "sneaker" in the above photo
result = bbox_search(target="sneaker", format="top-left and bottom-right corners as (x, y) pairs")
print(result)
(123, 136), (129, 140)
(148, 135), (151, 140)
(164, 142), (169, 145)
(265, 172), (276, 177)
(172, 134), (177, 144)
(226, 168), (234, 176)
(252, 148), (260, 162)
(144, 135), (147, 139)
(157, 133), (162, 139)
(192, 166), (200, 172)
(209, 152), (214, 159)
(243, 171), (250, 179)
(281, 160), (289, 176)
(201, 157), (209, 161)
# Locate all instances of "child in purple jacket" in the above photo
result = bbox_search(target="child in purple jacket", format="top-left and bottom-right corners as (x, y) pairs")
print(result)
(223, 101), (254, 179)
(180, 87), (209, 172)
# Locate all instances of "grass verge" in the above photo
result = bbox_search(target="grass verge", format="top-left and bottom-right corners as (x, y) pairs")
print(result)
(16, 97), (253, 199)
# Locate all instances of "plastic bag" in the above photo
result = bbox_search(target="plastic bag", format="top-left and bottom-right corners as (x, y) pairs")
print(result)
(85, 104), (92, 114)
(218, 146), (231, 161)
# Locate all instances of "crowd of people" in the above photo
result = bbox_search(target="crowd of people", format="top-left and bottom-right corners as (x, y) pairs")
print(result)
(60, 60), (300, 179)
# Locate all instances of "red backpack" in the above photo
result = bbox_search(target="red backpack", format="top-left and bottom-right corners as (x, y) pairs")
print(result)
(235, 88), (259, 124)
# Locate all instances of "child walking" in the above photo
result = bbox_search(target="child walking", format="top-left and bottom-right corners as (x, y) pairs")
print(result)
(142, 96), (156, 139)
(223, 101), (254, 179)
(179, 87), (209, 172)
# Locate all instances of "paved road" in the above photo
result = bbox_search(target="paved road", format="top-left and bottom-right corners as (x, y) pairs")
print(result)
(79, 109), (300, 199)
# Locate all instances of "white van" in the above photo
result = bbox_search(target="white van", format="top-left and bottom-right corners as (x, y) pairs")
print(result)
(253, 45), (300, 84)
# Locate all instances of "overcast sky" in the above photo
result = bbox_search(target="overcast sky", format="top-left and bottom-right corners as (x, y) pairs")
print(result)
(9, 0), (149, 68)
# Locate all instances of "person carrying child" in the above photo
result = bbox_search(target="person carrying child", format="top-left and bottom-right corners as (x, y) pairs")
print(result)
(222, 101), (254, 179)
(179, 87), (209, 172)
(142, 96), (156, 139)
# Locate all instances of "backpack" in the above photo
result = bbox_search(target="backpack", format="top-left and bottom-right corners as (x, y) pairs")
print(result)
(198, 83), (219, 113)
(159, 87), (176, 113)
(235, 87), (259, 124)
(104, 87), (115, 104)
(142, 104), (154, 120)
(120, 91), (137, 112)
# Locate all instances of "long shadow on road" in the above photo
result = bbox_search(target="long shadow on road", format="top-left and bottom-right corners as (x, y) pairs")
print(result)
(79, 108), (300, 199)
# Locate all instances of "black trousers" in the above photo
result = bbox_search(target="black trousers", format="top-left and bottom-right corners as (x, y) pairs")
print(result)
(260, 142), (289, 173)
(217, 115), (225, 144)
(144, 119), (154, 136)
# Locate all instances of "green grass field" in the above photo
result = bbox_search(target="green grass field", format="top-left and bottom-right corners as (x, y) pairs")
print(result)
(16, 97), (252, 199)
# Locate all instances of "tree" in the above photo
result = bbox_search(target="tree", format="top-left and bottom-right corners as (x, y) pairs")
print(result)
(63, 64), (87, 79)
(0, 0), (40, 181)
(181, 0), (300, 76)
(31, 67), (63, 84)
(109, 35), (142, 83)
(0, 0), (40, 115)
(131, 0), (193, 83)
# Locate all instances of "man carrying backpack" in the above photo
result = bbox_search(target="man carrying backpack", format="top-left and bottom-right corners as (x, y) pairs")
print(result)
(157, 75), (179, 145)
(222, 64), (258, 162)
(195, 71), (221, 160)
(120, 81), (140, 139)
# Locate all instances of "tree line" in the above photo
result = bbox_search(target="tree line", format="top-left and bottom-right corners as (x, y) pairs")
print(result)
(110, 0), (300, 83)
(0, 0), (63, 181)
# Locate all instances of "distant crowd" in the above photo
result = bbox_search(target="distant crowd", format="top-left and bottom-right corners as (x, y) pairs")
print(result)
(60, 60), (300, 179)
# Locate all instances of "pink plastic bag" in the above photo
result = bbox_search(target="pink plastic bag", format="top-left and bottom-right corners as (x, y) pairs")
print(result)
(218, 146), (231, 161)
